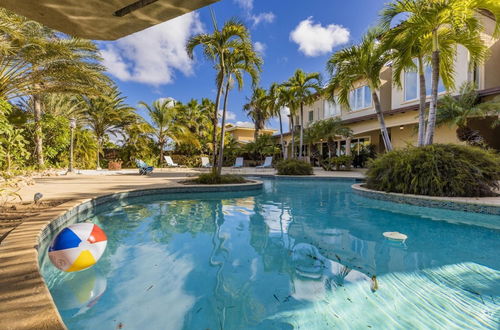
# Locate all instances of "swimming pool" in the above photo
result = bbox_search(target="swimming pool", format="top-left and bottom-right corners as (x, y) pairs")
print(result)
(40, 178), (500, 329)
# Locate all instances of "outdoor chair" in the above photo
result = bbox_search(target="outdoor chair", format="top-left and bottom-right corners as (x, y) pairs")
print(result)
(164, 156), (179, 167)
(232, 157), (244, 168)
(201, 156), (212, 168)
(135, 159), (154, 175)
(256, 156), (273, 168)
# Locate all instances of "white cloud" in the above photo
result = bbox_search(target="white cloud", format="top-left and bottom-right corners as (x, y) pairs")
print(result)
(254, 41), (266, 55)
(234, 0), (253, 11)
(290, 17), (350, 57)
(234, 121), (254, 128)
(233, 0), (275, 27)
(250, 12), (275, 26)
(100, 12), (203, 86)
(218, 110), (237, 121)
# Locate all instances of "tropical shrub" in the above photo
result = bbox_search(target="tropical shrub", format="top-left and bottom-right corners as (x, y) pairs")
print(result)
(0, 100), (29, 171)
(353, 144), (377, 168)
(322, 155), (353, 171)
(366, 144), (500, 197)
(276, 159), (313, 175)
(192, 173), (246, 184)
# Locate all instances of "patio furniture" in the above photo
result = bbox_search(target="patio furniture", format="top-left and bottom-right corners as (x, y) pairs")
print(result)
(164, 156), (179, 167)
(135, 159), (154, 175)
(232, 157), (244, 168)
(256, 156), (273, 168)
(201, 157), (212, 168)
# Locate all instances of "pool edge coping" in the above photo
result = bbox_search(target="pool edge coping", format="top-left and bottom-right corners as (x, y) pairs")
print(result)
(0, 180), (263, 330)
(351, 183), (500, 215)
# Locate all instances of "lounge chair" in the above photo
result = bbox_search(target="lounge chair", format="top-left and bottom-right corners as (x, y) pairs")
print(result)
(232, 157), (244, 168)
(201, 156), (212, 168)
(164, 155), (179, 167)
(135, 159), (154, 175)
(256, 156), (273, 168)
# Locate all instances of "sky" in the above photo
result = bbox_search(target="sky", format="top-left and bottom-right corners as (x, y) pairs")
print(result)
(97, 0), (388, 132)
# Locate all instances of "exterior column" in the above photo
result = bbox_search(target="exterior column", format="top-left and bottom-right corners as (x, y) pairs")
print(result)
(346, 137), (352, 156)
(336, 141), (341, 156)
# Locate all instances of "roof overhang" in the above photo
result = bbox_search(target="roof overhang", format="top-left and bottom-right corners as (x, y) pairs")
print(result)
(0, 0), (219, 40)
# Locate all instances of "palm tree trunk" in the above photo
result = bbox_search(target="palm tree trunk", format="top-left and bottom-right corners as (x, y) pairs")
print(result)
(327, 137), (334, 158)
(159, 140), (164, 167)
(212, 75), (225, 175)
(33, 94), (44, 168)
(96, 138), (100, 169)
(278, 110), (286, 159)
(417, 56), (427, 147)
(290, 116), (295, 159)
(217, 80), (231, 175)
(299, 103), (304, 159)
(372, 91), (393, 151)
(254, 121), (259, 141)
(425, 48), (440, 145)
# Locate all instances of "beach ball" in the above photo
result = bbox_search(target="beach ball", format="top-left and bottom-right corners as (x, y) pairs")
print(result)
(49, 223), (107, 272)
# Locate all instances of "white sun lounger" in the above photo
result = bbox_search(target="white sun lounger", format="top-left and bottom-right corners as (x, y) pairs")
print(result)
(233, 157), (244, 168)
(256, 156), (273, 168)
(201, 156), (212, 168)
(164, 156), (179, 167)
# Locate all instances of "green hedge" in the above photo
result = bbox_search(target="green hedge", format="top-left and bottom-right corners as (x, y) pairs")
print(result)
(366, 144), (500, 197)
(191, 173), (246, 184)
(276, 159), (313, 175)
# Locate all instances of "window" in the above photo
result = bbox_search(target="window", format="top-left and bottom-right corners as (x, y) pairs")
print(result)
(324, 98), (341, 118)
(404, 60), (445, 101)
(349, 86), (372, 110)
(308, 111), (314, 122)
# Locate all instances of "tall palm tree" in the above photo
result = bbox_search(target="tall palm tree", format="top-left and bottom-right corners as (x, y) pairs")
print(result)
(380, 0), (499, 145)
(217, 41), (262, 174)
(187, 17), (250, 173)
(140, 99), (199, 167)
(0, 8), (108, 167)
(243, 87), (268, 141)
(278, 86), (299, 158)
(327, 29), (393, 151)
(283, 69), (321, 158)
(82, 87), (137, 169)
(436, 82), (500, 146)
(265, 83), (287, 159)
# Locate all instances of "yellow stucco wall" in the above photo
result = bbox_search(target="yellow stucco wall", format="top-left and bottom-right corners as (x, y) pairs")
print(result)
(229, 128), (276, 143)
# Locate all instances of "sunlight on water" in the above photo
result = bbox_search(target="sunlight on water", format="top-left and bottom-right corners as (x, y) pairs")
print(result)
(40, 179), (500, 329)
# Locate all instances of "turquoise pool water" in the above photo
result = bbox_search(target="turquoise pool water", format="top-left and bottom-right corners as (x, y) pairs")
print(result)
(40, 179), (500, 329)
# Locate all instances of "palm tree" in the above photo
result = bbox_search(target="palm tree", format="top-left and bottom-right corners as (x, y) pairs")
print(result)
(283, 69), (321, 158)
(187, 17), (250, 172)
(436, 82), (500, 146)
(0, 8), (107, 167)
(278, 86), (299, 158)
(243, 87), (268, 141)
(309, 118), (352, 158)
(265, 83), (287, 159)
(217, 41), (262, 174)
(327, 29), (393, 151)
(140, 99), (199, 167)
(82, 87), (137, 169)
(380, 0), (499, 146)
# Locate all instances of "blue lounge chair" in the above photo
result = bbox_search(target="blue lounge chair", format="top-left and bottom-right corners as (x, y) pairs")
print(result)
(256, 156), (273, 168)
(232, 157), (244, 168)
(135, 159), (154, 175)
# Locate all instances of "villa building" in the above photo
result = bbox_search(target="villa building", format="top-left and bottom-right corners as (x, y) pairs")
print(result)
(282, 11), (500, 159)
(225, 124), (277, 144)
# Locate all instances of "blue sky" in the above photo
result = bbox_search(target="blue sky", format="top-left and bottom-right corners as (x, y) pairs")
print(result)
(97, 0), (388, 131)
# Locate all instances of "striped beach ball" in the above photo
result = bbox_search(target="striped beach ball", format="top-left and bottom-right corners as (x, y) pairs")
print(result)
(49, 223), (107, 272)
